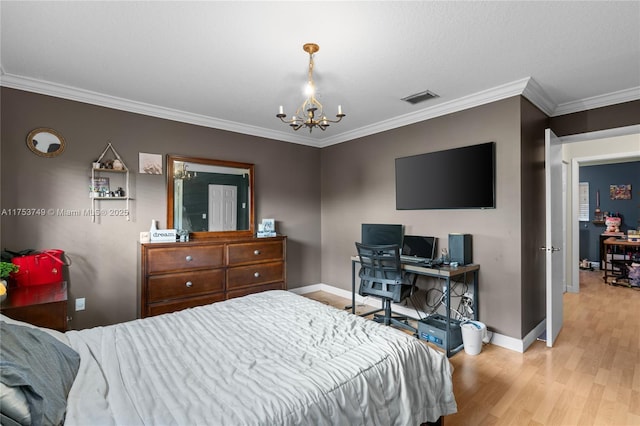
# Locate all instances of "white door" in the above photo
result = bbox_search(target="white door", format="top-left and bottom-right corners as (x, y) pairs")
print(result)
(545, 128), (564, 347)
(208, 184), (237, 231)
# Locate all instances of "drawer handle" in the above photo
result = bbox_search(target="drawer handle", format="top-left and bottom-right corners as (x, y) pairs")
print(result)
(185, 281), (193, 288)
(254, 272), (260, 278)
(185, 255), (193, 262)
(254, 250), (261, 255)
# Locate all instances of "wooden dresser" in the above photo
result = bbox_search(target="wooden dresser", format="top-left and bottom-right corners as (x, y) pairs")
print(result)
(0, 281), (68, 331)
(139, 236), (286, 317)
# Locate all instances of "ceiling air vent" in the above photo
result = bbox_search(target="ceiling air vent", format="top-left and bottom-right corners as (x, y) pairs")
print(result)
(401, 90), (439, 105)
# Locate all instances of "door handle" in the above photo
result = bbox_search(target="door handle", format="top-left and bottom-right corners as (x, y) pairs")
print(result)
(539, 246), (561, 252)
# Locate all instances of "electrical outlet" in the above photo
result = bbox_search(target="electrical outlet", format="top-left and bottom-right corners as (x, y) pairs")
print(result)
(463, 292), (473, 301)
(75, 298), (86, 311)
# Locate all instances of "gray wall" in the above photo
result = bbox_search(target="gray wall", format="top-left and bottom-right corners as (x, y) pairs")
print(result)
(549, 100), (640, 137)
(320, 97), (527, 339)
(1, 88), (322, 329)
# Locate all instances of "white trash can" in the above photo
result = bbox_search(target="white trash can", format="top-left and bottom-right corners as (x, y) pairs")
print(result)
(461, 321), (486, 355)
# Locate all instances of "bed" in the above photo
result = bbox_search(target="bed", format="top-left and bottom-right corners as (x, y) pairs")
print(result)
(1, 290), (456, 425)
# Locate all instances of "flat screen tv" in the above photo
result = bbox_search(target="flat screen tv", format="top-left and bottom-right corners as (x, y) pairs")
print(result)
(395, 142), (496, 210)
(361, 224), (404, 246)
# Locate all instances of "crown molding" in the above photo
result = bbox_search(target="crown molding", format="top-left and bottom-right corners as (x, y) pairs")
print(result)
(318, 78), (534, 147)
(521, 77), (556, 116)
(2, 71), (636, 147)
(0, 71), (322, 147)
(552, 86), (640, 116)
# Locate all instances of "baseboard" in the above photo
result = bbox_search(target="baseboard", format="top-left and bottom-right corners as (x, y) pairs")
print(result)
(290, 283), (528, 354)
(566, 284), (579, 294)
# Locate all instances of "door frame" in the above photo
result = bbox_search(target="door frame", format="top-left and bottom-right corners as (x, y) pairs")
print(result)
(560, 125), (640, 293)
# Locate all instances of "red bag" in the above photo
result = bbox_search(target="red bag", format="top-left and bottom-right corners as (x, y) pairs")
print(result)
(11, 249), (70, 287)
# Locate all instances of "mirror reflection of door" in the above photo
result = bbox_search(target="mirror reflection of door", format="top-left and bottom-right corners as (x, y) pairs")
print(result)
(174, 179), (184, 228)
(208, 184), (237, 231)
(174, 179), (194, 231)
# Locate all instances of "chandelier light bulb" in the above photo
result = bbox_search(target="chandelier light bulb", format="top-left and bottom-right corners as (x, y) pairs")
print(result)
(304, 81), (315, 97)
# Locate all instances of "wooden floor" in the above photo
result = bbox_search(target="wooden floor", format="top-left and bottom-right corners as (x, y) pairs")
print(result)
(303, 270), (640, 426)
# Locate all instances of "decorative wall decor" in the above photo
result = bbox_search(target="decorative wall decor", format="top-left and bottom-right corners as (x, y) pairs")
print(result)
(610, 184), (631, 200)
(139, 153), (163, 174)
(26, 128), (66, 157)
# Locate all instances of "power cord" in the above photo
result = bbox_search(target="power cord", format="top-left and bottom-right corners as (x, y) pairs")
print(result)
(424, 281), (474, 321)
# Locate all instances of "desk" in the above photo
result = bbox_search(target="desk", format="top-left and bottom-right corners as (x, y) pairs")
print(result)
(599, 232), (624, 270)
(0, 281), (68, 331)
(602, 237), (640, 284)
(351, 257), (479, 357)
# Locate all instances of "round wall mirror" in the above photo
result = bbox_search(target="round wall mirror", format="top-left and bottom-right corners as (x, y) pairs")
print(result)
(26, 128), (66, 157)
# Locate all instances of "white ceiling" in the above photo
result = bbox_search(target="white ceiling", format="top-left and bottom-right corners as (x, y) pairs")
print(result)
(1, 1), (639, 147)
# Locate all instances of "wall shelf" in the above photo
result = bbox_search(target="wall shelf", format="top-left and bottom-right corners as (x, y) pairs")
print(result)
(90, 142), (131, 222)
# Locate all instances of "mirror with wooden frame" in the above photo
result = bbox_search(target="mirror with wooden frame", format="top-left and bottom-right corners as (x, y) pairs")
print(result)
(26, 128), (66, 157)
(167, 155), (254, 239)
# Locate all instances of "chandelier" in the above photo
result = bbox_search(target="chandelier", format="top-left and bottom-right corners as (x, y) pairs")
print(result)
(276, 43), (345, 132)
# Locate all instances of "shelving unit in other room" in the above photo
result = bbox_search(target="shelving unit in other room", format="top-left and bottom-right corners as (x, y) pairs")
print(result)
(90, 142), (132, 222)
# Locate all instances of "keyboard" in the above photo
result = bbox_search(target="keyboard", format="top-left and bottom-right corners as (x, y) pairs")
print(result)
(400, 255), (430, 263)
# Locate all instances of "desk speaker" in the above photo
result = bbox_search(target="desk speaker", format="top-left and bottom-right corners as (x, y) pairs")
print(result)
(449, 234), (472, 265)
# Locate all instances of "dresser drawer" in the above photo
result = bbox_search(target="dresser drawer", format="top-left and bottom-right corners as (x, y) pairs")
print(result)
(146, 245), (224, 273)
(1, 302), (68, 332)
(227, 261), (284, 289)
(147, 269), (224, 302)
(227, 240), (284, 266)
(146, 293), (225, 317)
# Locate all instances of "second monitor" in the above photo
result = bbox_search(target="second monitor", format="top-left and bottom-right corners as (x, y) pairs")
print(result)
(402, 235), (438, 261)
(361, 223), (403, 246)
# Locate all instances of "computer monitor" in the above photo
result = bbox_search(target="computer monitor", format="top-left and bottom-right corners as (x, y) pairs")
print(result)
(402, 235), (437, 260)
(361, 224), (403, 246)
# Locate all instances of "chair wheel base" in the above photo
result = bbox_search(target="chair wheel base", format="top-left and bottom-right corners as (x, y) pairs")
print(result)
(373, 314), (417, 333)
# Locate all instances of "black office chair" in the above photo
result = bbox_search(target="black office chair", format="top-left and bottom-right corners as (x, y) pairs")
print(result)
(355, 242), (417, 333)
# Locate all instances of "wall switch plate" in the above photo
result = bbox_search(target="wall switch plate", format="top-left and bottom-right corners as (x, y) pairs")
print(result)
(75, 298), (86, 311)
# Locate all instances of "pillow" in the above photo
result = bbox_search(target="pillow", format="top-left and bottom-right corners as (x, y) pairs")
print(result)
(0, 382), (31, 425)
(0, 321), (80, 426)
